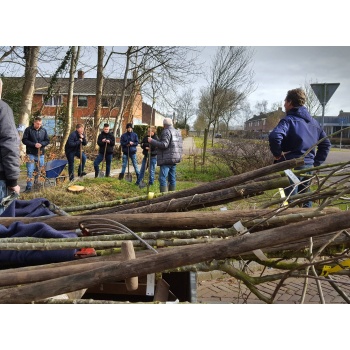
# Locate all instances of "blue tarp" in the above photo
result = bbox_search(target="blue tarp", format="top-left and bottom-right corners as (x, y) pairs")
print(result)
(0, 198), (78, 267)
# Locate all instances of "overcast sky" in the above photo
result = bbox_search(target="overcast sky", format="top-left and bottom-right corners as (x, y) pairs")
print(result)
(196, 46), (350, 116)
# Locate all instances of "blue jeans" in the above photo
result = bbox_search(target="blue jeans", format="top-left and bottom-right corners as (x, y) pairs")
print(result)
(136, 156), (157, 185)
(26, 154), (45, 189)
(65, 151), (87, 181)
(94, 153), (113, 177)
(121, 153), (140, 177)
(284, 164), (312, 208)
(0, 180), (7, 215)
(159, 165), (176, 187)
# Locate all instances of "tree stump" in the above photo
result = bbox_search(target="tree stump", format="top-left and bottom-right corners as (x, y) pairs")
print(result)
(67, 185), (85, 193)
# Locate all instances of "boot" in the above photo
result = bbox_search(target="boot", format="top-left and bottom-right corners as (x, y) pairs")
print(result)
(94, 166), (99, 178)
(118, 173), (124, 180)
(160, 185), (168, 193)
(168, 184), (176, 191)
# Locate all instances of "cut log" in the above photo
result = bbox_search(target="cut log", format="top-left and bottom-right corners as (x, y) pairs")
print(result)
(0, 208), (339, 232)
(1, 210), (350, 303)
(67, 185), (85, 193)
(88, 158), (304, 215)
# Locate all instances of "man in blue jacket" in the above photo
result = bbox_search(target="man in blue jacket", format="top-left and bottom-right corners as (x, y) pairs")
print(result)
(118, 123), (140, 181)
(269, 88), (331, 207)
(64, 123), (87, 181)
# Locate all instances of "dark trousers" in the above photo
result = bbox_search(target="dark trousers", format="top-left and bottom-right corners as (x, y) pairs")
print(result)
(65, 151), (86, 181)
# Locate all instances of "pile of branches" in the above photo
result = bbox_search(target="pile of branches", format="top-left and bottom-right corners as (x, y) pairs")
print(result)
(1, 157), (350, 303)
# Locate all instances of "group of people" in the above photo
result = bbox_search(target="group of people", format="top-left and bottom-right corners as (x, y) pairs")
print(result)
(119, 119), (183, 192)
(0, 77), (331, 213)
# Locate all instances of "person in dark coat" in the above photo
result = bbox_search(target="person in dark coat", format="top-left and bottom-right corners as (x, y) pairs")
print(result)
(0, 78), (20, 213)
(148, 118), (182, 192)
(118, 123), (140, 181)
(269, 88), (331, 207)
(64, 123), (87, 181)
(93, 123), (115, 177)
(136, 126), (159, 186)
(22, 116), (50, 193)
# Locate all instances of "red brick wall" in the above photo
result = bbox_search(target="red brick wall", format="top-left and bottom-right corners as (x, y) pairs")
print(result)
(32, 92), (143, 128)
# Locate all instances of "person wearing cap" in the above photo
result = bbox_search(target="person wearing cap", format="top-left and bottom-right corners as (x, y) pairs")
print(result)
(148, 118), (183, 192)
(94, 123), (115, 178)
(119, 123), (140, 181)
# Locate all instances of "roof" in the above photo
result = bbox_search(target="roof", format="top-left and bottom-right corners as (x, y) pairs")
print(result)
(246, 108), (285, 123)
(3, 76), (132, 96)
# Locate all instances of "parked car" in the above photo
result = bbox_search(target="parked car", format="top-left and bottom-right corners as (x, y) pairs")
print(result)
(214, 133), (222, 138)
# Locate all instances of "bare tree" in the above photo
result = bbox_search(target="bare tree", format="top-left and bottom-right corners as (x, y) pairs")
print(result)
(0, 47), (17, 63)
(198, 46), (255, 163)
(254, 99), (268, 114)
(18, 46), (40, 156)
(59, 46), (80, 154)
(303, 78), (322, 116)
(102, 46), (201, 137)
(174, 87), (196, 131)
(91, 46), (104, 149)
(193, 114), (207, 137)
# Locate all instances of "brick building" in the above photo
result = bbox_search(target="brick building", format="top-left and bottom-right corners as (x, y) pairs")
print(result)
(244, 107), (285, 136)
(8, 70), (143, 136)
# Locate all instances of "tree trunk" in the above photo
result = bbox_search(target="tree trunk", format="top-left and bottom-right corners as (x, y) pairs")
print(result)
(92, 157), (304, 215)
(60, 46), (80, 154)
(92, 46), (104, 150)
(113, 47), (132, 138)
(18, 46), (40, 154)
(118, 177), (290, 213)
(1, 210), (350, 303)
(0, 208), (337, 232)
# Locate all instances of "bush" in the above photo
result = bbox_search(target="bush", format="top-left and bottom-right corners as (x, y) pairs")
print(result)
(211, 139), (274, 175)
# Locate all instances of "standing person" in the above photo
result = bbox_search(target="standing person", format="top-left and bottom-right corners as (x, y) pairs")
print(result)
(118, 123), (140, 182)
(148, 118), (183, 193)
(22, 116), (50, 193)
(64, 123), (87, 181)
(94, 123), (115, 178)
(0, 78), (20, 214)
(136, 126), (159, 186)
(269, 88), (331, 208)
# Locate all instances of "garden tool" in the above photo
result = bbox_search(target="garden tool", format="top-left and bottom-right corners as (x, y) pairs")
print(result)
(125, 146), (133, 182)
(98, 143), (108, 177)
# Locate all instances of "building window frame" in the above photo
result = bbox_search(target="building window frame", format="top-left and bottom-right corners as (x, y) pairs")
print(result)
(78, 96), (88, 107)
(43, 95), (62, 106)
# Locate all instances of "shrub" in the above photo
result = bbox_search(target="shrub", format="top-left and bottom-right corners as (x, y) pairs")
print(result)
(211, 139), (274, 175)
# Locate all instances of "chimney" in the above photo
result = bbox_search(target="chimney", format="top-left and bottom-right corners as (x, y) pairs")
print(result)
(78, 70), (84, 79)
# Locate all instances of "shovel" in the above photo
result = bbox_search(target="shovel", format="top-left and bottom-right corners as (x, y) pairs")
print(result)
(125, 146), (133, 182)
(139, 151), (150, 189)
(98, 143), (107, 177)
(79, 142), (83, 177)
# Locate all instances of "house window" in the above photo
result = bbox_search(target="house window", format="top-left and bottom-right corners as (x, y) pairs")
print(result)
(78, 96), (88, 107)
(102, 97), (109, 108)
(44, 95), (62, 106)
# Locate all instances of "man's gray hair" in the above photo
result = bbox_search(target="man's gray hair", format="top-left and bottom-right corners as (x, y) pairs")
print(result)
(163, 117), (173, 126)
